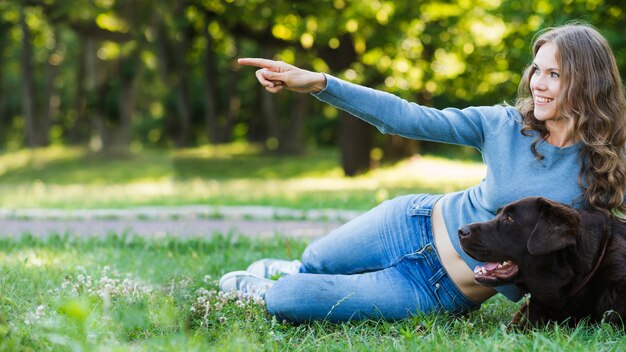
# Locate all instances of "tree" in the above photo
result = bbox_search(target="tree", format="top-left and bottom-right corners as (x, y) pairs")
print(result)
(19, 8), (37, 147)
(0, 0), (624, 173)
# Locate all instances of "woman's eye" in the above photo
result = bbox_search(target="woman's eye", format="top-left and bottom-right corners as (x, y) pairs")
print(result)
(550, 72), (560, 78)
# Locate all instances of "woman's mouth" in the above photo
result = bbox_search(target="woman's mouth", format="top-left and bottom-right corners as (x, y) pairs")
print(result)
(535, 96), (553, 104)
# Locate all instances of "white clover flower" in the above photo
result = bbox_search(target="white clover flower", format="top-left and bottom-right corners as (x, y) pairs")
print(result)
(56, 267), (152, 303)
(100, 289), (112, 310)
(35, 305), (45, 318)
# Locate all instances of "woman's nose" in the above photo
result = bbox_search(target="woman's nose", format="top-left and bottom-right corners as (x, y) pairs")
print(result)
(531, 74), (547, 91)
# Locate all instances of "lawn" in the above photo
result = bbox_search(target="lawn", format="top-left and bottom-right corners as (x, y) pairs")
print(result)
(0, 145), (623, 351)
(1, 235), (623, 351)
(0, 145), (485, 211)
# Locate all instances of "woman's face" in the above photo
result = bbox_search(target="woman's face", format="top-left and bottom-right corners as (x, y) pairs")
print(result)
(530, 42), (562, 122)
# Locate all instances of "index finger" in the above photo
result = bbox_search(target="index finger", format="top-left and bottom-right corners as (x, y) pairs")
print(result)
(238, 58), (282, 70)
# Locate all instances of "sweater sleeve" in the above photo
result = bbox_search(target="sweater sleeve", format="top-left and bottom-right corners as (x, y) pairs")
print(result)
(312, 74), (512, 150)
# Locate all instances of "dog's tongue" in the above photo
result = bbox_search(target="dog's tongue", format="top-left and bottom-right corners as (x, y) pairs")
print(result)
(483, 262), (499, 271)
(473, 260), (519, 286)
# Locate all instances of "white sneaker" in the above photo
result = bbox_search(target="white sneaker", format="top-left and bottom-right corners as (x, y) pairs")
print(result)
(219, 271), (274, 299)
(246, 259), (302, 279)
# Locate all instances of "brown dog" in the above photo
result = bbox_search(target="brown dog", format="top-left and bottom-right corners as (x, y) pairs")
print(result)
(458, 197), (626, 329)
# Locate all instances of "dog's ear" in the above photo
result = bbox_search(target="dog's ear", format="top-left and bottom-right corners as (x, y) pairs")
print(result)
(527, 198), (580, 256)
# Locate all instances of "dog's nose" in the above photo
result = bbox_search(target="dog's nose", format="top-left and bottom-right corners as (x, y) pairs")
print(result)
(458, 225), (471, 239)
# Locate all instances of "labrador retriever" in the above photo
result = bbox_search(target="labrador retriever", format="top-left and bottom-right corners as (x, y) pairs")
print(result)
(458, 196), (625, 329)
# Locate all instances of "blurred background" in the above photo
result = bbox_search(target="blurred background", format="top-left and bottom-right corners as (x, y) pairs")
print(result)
(0, 0), (624, 178)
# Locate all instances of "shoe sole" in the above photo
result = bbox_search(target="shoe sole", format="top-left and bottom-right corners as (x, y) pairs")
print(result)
(246, 259), (302, 278)
(219, 270), (251, 291)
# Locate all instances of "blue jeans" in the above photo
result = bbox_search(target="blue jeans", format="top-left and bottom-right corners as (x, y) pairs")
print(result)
(265, 194), (480, 322)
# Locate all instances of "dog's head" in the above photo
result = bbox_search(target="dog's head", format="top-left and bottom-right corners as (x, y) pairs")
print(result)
(458, 197), (581, 295)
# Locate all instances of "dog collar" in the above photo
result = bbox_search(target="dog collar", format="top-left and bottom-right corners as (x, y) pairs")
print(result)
(568, 224), (611, 297)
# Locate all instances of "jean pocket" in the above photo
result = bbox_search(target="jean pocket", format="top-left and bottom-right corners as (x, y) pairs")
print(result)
(407, 195), (433, 217)
(431, 271), (468, 313)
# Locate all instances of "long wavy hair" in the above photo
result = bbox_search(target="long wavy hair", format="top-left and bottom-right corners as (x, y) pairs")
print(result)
(515, 23), (626, 215)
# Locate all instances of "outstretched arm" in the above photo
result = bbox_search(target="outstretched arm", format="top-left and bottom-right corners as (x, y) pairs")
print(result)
(240, 58), (503, 148)
(238, 58), (327, 94)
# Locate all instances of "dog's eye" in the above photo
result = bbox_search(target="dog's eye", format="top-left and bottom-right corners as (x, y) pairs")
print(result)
(503, 214), (514, 223)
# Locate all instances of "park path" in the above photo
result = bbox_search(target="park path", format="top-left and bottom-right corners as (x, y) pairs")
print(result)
(0, 206), (362, 240)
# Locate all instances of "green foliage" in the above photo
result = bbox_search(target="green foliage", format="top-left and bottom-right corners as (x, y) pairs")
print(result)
(0, 0), (624, 154)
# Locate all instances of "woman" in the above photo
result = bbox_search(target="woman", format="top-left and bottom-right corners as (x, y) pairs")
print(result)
(219, 23), (626, 323)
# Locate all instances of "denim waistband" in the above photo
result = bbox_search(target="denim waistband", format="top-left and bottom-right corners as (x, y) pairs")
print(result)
(405, 193), (480, 313)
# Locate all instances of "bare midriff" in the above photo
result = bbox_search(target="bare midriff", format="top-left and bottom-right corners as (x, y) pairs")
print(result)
(432, 199), (496, 304)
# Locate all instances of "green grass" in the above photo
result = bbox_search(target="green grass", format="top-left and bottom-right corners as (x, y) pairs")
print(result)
(0, 145), (485, 210)
(0, 234), (623, 351)
(2, 146), (622, 350)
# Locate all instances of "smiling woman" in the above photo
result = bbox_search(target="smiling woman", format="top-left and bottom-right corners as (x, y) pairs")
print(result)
(517, 24), (626, 216)
(529, 43), (561, 125)
(223, 22), (626, 325)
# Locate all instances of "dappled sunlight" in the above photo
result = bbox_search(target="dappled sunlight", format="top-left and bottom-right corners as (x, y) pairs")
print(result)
(367, 155), (486, 185)
(0, 146), (87, 177)
(0, 147), (174, 185)
(468, 16), (507, 46)
(173, 143), (263, 158)
(172, 147), (341, 180)
(0, 248), (85, 270)
(0, 154), (485, 210)
(0, 145), (485, 209)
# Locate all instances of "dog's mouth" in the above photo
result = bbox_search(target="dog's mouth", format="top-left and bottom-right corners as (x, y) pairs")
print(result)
(473, 260), (519, 286)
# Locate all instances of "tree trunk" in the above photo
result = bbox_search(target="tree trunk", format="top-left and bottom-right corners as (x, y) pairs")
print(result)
(117, 55), (142, 151)
(203, 31), (219, 144)
(69, 36), (88, 145)
(155, 11), (192, 148)
(85, 37), (103, 151)
(259, 46), (279, 148)
(19, 10), (37, 148)
(259, 89), (278, 148)
(0, 19), (9, 147)
(318, 34), (373, 175)
(384, 135), (419, 160)
(248, 88), (268, 143)
(174, 71), (192, 148)
(41, 30), (62, 146)
(280, 93), (308, 154)
(339, 111), (373, 176)
(220, 57), (239, 144)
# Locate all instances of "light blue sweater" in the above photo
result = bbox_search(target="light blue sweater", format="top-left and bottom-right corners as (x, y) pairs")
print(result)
(313, 74), (587, 301)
